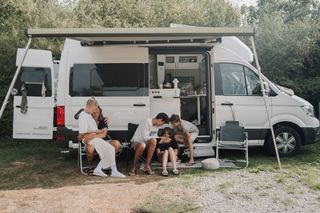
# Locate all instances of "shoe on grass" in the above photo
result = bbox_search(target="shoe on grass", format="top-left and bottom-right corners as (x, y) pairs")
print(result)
(93, 169), (108, 177)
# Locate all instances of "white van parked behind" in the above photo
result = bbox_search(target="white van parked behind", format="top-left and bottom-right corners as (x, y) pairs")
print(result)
(9, 27), (320, 157)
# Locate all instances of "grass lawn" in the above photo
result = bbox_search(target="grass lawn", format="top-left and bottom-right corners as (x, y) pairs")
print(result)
(0, 137), (320, 191)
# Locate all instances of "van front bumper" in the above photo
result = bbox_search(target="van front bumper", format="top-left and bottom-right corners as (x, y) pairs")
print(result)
(302, 126), (320, 145)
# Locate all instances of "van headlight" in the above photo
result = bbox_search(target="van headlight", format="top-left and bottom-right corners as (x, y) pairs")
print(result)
(301, 105), (315, 117)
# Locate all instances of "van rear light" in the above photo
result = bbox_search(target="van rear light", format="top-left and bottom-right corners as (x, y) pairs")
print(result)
(56, 136), (65, 141)
(56, 106), (65, 126)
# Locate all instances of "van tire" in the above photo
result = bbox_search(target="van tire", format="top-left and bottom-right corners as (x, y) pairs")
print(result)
(265, 126), (301, 157)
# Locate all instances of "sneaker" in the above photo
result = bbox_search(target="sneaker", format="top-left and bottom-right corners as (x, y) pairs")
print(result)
(111, 171), (126, 178)
(93, 169), (108, 177)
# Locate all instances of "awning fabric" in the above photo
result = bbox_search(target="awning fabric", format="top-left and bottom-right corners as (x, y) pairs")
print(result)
(26, 27), (255, 43)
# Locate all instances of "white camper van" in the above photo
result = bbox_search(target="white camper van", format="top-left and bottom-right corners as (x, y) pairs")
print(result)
(10, 27), (320, 157)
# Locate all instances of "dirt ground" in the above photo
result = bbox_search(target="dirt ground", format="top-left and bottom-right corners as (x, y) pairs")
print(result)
(0, 177), (159, 213)
(2, 167), (320, 213)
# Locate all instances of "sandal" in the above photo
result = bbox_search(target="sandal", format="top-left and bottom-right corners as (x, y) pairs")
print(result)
(172, 169), (179, 175)
(88, 166), (94, 175)
(143, 169), (155, 175)
(128, 170), (136, 176)
(186, 161), (195, 166)
(162, 170), (168, 176)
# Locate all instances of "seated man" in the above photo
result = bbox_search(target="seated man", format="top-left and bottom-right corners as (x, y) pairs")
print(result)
(129, 112), (170, 176)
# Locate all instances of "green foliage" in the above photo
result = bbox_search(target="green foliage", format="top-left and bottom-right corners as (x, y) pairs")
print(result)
(72, 0), (240, 27)
(242, 0), (320, 114)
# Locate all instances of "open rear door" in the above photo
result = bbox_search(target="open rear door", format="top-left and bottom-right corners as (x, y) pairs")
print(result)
(12, 49), (55, 139)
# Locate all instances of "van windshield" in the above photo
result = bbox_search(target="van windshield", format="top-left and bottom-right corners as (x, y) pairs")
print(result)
(69, 63), (149, 97)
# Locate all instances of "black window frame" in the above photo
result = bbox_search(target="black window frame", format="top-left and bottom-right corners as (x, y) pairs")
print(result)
(69, 63), (149, 97)
(14, 66), (52, 97)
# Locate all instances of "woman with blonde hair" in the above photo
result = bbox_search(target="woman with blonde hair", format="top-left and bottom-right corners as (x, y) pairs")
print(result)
(78, 97), (125, 177)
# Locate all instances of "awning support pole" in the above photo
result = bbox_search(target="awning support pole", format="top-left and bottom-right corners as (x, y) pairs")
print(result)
(0, 38), (33, 120)
(250, 36), (282, 170)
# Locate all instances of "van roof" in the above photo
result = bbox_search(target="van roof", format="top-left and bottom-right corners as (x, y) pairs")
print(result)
(26, 27), (254, 44)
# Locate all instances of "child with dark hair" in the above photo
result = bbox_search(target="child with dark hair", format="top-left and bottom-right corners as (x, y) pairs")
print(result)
(170, 114), (199, 166)
(156, 127), (179, 176)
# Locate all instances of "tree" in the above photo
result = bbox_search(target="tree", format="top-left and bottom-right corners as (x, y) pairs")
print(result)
(0, 0), (74, 136)
(72, 0), (240, 28)
(241, 0), (320, 115)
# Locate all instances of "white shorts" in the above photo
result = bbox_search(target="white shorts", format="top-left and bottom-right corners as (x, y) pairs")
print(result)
(131, 140), (146, 150)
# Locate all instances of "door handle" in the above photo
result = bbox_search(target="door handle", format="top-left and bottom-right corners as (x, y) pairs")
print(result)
(221, 102), (233, 106)
(15, 105), (21, 108)
(133, 103), (146, 107)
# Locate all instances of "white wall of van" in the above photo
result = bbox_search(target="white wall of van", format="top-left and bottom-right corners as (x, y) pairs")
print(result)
(13, 36), (320, 157)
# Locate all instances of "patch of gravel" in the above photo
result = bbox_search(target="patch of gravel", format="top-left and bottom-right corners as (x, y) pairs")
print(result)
(196, 170), (320, 213)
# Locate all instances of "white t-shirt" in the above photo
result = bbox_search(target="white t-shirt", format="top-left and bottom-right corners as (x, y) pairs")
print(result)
(78, 111), (98, 134)
(131, 118), (158, 142)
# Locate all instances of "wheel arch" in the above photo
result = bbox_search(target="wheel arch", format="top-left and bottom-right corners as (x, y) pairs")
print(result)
(264, 121), (304, 145)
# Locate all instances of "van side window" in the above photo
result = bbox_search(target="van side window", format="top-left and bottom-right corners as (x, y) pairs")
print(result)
(244, 66), (261, 96)
(69, 63), (149, 97)
(219, 63), (247, 96)
(14, 67), (52, 97)
(215, 63), (261, 96)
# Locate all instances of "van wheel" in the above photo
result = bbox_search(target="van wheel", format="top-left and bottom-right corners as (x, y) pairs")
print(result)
(265, 126), (301, 157)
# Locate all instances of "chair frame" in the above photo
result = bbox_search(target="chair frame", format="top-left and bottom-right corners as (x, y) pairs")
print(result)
(216, 121), (249, 168)
(78, 140), (90, 175)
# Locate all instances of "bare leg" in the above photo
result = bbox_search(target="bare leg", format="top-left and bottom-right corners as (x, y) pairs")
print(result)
(109, 140), (121, 153)
(168, 147), (177, 170)
(156, 148), (164, 163)
(187, 138), (194, 165)
(130, 142), (145, 174)
(162, 150), (169, 172)
(174, 148), (179, 162)
(144, 138), (156, 171)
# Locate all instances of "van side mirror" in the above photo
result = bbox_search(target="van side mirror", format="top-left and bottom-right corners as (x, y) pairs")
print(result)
(252, 82), (270, 96)
(262, 82), (270, 95)
(11, 88), (18, 96)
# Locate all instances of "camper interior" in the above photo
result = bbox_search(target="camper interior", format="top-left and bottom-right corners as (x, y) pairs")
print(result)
(149, 53), (212, 142)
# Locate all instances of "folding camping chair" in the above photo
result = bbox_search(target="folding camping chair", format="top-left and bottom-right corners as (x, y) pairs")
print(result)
(78, 139), (90, 175)
(216, 120), (249, 168)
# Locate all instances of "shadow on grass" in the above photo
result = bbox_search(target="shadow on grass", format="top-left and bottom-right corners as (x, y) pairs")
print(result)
(0, 138), (164, 190)
(1, 137), (319, 190)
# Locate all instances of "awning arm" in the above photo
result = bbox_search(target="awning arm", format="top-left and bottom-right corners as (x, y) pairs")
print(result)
(251, 36), (282, 170)
(0, 38), (33, 120)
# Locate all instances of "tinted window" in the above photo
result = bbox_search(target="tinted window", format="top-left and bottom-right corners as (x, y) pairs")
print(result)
(215, 63), (262, 96)
(220, 64), (246, 95)
(244, 67), (261, 95)
(14, 67), (52, 97)
(69, 63), (148, 97)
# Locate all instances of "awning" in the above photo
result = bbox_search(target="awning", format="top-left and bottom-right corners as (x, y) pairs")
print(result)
(26, 27), (255, 44)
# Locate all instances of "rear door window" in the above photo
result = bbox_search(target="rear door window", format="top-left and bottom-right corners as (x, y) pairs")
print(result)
(14, 67), (52, 97)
